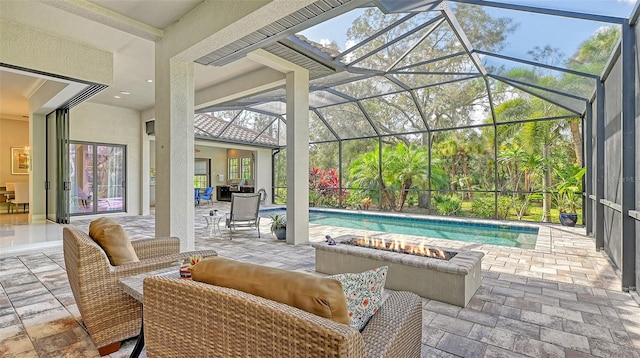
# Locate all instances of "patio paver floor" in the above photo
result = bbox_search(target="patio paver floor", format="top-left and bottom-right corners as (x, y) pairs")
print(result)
(0, 205), (639, 357)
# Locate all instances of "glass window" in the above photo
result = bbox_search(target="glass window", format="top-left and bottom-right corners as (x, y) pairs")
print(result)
(228, 158), (239, 179)
(241, 157), (252, 179)
(194, 159), (209, 188)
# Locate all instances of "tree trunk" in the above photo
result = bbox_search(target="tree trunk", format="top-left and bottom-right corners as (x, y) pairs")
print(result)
(570, 120), (582, 164)
(378, 179), (393, 210)
(397, 178), (412, 211)
(541, 144), (552, 223)
(450, 155), (458, 191)
(461, 154), (471, 200)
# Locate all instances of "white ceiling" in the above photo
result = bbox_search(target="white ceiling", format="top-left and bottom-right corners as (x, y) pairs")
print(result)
(0, 0), (271, 118)
(0, 71), (42, 120)
(91, 0), (204, 29)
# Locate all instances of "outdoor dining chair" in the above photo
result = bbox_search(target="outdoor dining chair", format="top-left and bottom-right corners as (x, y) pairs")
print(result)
(225, 193), (261, 239)
(200, 187), (213, 206)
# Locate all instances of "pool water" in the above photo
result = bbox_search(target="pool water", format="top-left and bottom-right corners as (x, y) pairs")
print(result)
(261, 209), (538, 249)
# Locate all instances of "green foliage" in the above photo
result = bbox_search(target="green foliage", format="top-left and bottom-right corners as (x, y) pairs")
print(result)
(470, 196), (512, 219)
(433, 195), (461, 216)
(471, 196), (494, 218)
(555, 166), (586, 213)
(269, 214), (286, 231)
(346, 142), (429, 211)
(497, 196), (514, 219)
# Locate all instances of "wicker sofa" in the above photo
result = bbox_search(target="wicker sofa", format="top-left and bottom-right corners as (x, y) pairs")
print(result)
(62, 226), (217, 355)
(143, 275), (423, 357)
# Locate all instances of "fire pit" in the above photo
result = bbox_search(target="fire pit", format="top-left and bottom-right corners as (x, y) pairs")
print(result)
(313, 235), (483, 307)
(345, 235), (458, 260)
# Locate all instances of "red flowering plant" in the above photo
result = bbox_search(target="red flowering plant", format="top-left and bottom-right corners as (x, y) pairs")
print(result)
(309, 166), (348, 208)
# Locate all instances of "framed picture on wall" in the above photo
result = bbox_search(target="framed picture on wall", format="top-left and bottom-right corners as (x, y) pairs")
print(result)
(11, 147), (30, 175)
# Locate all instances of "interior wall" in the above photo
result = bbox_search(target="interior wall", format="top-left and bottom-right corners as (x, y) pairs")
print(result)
(196, 146), (226, 187)
(603, 57), (623, 268)
(69, 102), (141, 214)
(0, 117), (29, 185)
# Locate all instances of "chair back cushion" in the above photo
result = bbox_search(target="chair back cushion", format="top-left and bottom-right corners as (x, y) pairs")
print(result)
(191, 257), (350, 325)
(89, 217), (139, 265)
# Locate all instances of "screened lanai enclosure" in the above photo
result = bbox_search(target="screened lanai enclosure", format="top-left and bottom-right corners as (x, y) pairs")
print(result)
(191, 1), (639, 290)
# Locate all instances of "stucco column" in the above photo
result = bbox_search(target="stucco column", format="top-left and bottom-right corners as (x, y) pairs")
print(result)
(285, 69), (309, 245)
(29, 113), (46, 223)
(154, 57), (195, 251)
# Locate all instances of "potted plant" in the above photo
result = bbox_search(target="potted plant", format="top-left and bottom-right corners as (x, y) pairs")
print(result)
(556, 166), (586, 227)
(180, 255), (202, 279)
(270, 214), (287, 240)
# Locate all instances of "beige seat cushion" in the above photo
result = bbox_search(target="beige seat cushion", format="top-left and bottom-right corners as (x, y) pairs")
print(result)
(191, 257), (349, 325)
(89, 217), (139, 266)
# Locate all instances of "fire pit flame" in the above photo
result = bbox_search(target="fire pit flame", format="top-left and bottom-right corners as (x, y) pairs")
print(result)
(346, 237), (457, 261)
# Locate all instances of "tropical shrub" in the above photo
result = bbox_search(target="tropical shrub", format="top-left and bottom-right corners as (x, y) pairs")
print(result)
(471, 196), (513, 219)
(433, 195), (462, 216)
(309, 166), (348, 208)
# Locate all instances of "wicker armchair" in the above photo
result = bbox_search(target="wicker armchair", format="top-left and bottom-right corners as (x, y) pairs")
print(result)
(62, 226), (217, 355)
(144, 277), (423, 357)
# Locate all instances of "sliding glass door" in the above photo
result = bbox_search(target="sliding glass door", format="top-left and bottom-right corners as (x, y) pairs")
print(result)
(69, 142), (126, 215)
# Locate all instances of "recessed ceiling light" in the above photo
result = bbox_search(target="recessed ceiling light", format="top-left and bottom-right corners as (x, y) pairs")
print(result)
(146, 79), (153, 83)
(120, 91), (131, 95)
(114, 95), (122, 99)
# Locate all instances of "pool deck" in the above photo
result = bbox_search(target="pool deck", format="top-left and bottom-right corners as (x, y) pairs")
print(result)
(1, 204), (638, 357)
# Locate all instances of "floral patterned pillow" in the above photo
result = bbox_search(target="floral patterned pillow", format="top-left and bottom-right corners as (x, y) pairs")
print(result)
(330, 266), (388, 331)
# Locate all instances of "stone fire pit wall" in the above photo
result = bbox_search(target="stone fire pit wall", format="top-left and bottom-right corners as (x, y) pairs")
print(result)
(312, 237), (484, 307)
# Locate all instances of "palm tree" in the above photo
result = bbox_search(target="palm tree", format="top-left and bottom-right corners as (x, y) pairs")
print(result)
(386, 143), (429, 211)
(347, 145), (394, 210)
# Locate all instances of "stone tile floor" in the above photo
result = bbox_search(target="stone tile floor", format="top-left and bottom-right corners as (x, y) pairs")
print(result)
(1, 205), (639, 357)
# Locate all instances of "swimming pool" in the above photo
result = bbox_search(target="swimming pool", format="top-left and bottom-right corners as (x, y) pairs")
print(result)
(261, 208), (538, 249)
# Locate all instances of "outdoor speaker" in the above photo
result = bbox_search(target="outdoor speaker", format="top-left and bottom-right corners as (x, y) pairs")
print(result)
(145, 120), (155, 135)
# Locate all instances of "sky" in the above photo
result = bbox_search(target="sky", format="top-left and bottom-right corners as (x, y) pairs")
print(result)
(299, 0), (637, 65)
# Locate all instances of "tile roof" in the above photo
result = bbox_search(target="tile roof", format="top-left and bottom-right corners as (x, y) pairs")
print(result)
(195, 113), (279, 147)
